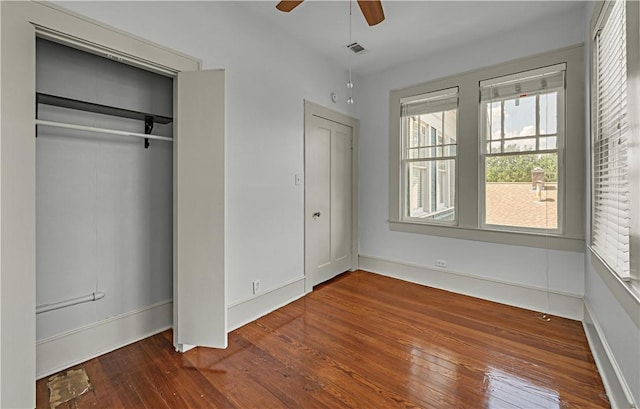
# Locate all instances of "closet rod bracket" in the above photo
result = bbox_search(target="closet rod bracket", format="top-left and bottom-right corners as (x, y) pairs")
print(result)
(144, 116), (154, 149)
(35, 99), (39, 138)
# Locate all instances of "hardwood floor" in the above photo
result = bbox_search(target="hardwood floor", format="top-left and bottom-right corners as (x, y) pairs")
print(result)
(36, 270), (609, 408)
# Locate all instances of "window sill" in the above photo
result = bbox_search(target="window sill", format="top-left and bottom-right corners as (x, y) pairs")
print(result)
(588, 248), (640, 326)
(389, 219), (584, 252)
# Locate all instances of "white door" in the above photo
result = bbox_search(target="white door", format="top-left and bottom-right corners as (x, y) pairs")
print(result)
(174, 69), (226, 351)
(305, 115), (353, 287)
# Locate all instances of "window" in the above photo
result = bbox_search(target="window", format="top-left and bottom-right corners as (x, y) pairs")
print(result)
(400, 88), (457, 223)
(591, 0), (630, 281)
(389, 46), (584, 250)
(480, 65), (565, 232)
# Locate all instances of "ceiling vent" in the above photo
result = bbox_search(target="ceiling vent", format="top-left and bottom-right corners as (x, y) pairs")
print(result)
(347, 42), (366, 54)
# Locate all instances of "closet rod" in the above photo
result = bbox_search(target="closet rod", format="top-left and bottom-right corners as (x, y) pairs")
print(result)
(36, 291), (106, 315)
(35, 119), (173, 142)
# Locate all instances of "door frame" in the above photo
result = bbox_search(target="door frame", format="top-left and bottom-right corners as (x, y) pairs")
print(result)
(1, 2), (224, 405)
(303, 100), (359, 294)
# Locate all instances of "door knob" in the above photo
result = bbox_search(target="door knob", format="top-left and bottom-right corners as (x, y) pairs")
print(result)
(312, 212), (321, 219)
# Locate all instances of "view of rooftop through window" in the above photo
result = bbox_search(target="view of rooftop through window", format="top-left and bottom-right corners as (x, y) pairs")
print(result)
(482, 84), (561, 231)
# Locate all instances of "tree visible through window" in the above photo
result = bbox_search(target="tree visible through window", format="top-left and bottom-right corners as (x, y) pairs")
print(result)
(480, 66), (565, 231)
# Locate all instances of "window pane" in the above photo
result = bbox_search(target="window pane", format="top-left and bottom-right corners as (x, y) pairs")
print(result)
(504, 96), (536, 138)
(504, 138), (536, 152)
(408, 162), (425, 212)
(445, 145), (457, 156)
(443, 109), (457, 143)
(539, 136), (557, 150)
(422, 113), (441, 146)
(404, 109), (456, 151)
(406, 117), (422, 148)
(408, 147), (443, 159)
(484, 153), (558, 229)
(410, 111), (458, 146)
(487, 141), (501, 154)
(407, 160), (455, 221)
(539, 92), (558, 135)
(487, 102), (502, 140)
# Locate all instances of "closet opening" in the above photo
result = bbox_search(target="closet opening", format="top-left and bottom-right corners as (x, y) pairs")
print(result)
(2, 5), (225, 402)
(35, 36), (175, 367)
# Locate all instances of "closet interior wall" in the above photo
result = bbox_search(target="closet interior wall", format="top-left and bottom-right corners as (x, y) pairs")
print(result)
(35, 38), (174, 341)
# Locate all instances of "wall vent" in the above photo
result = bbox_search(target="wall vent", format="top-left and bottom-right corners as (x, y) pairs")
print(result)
(347, 42), (366, 54)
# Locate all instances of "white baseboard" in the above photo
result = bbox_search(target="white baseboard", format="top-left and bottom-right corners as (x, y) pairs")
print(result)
(36, 300), (172, 379)
(359, 254), (584, 320)
(583, 303), (638, 409)
(36, 276), (307, 378)
(227, 277), (306, 332)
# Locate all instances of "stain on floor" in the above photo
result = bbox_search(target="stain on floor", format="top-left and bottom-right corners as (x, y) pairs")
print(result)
(47, 367), (92, 408)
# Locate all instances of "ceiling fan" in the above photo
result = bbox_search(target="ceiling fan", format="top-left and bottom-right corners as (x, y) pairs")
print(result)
(276, 1), (385, 26)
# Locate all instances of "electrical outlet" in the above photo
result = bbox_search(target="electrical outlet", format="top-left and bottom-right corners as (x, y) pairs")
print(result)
(252, 280), (261, 294)
(435, 259), (447, 268)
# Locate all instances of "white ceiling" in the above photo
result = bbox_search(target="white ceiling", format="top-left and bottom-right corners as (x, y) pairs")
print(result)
(238, 1), (585, 76)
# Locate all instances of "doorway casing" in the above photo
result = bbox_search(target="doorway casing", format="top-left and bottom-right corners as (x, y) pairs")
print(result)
(303, 100), (359, 293)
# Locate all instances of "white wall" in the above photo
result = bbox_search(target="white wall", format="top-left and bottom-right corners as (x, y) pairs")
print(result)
(36, 39), (174, 341)
(56, 1), (357, 308)
(356, 6), (587, 301)
(584, 261), (640, 406)
(0, 1), (3, 403)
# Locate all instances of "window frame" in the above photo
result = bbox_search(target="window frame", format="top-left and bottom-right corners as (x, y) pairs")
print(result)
(479, 67), (567, 234)
(388, 46), (584, 252)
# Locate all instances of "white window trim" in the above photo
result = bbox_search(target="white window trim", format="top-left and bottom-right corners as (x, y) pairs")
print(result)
(479, 69), (566, 235)
(388, 45), (585, 252)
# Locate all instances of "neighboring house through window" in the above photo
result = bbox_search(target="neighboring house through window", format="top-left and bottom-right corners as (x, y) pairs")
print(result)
(400, 87), (458, 223)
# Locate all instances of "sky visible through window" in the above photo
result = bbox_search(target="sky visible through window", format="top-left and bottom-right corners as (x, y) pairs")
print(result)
(487, 92), (557, 151)
(484, 92), (559, 230)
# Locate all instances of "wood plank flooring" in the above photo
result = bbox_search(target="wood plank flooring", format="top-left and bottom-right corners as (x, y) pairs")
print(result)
(36, 270), (609, 408)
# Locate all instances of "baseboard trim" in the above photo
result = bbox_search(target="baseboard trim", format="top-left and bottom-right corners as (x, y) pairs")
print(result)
(583, 303), (638, 409)
(227, 277), (306, 332)
(359, 254), (584, 320)
(36, 300), (173, 379)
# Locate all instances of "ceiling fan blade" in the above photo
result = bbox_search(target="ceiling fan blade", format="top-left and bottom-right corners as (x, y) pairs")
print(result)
(357, 0), (385, 26)
(276, 1), (304, 12)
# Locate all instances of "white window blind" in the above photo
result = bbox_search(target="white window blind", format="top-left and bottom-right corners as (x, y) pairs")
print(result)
(480, 63), (566, 103)
(592, 0), (630, 280)
(401, 87), (458, 117)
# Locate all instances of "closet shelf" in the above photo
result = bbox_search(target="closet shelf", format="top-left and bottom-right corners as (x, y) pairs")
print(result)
(36, 92), (173, 124)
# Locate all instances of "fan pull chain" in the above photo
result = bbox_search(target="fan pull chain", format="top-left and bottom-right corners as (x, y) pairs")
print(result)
(347, 0), (354, 104)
